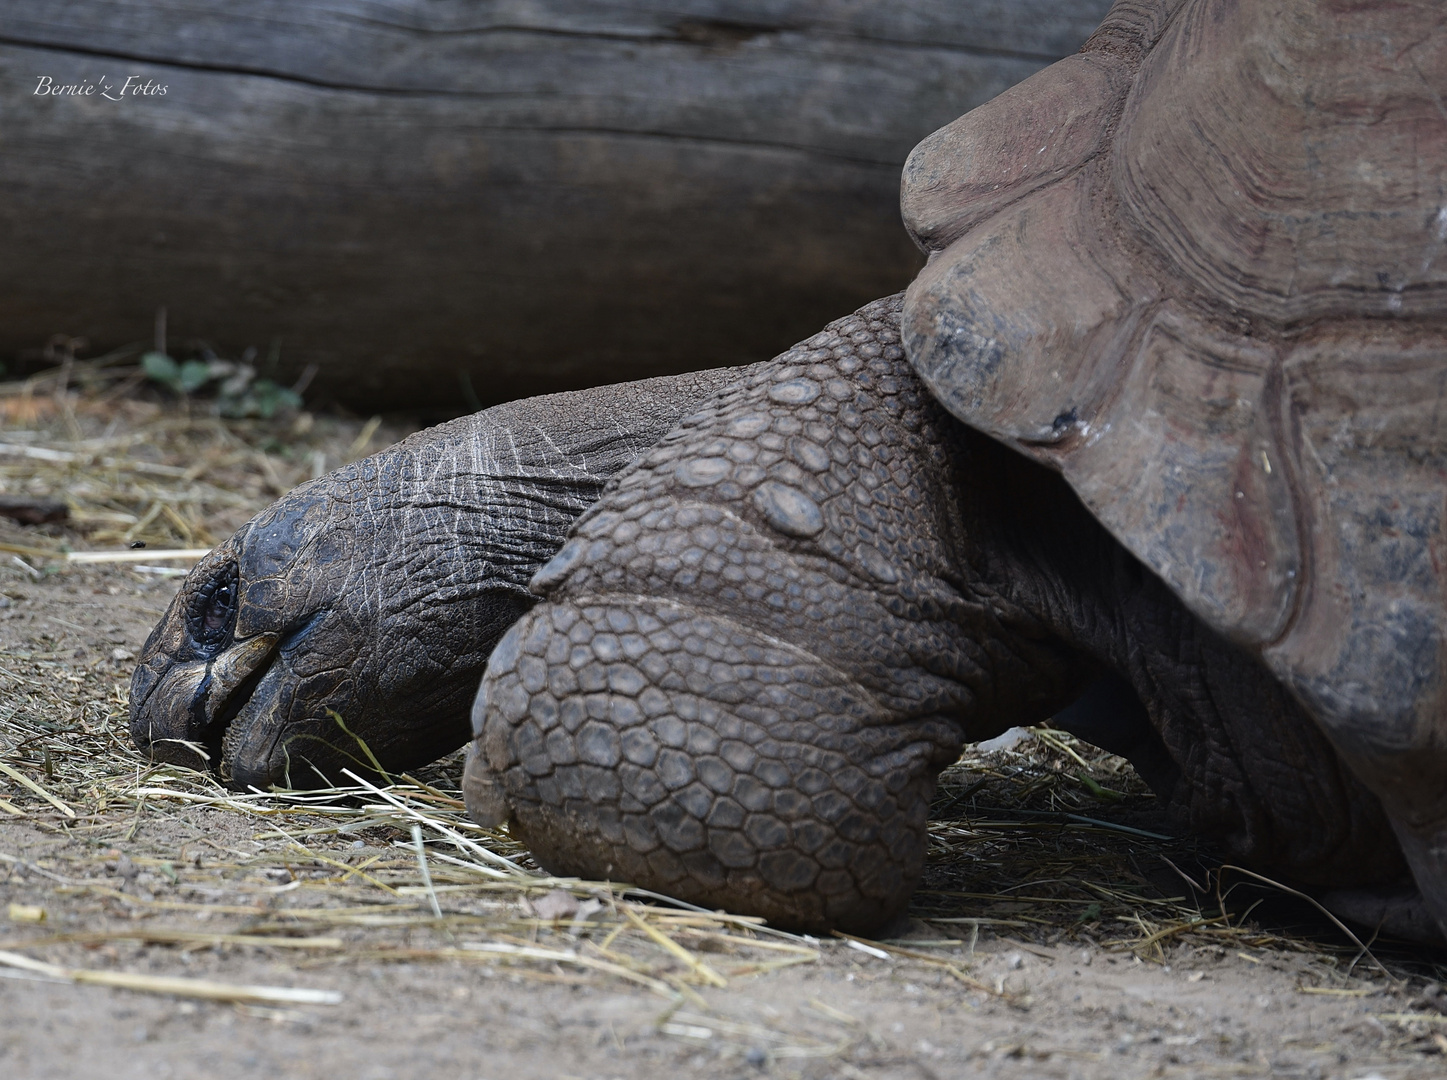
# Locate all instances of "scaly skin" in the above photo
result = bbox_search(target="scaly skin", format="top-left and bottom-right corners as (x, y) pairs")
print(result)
(468, 297), (1401, 933)
(129, 369), (753, 788)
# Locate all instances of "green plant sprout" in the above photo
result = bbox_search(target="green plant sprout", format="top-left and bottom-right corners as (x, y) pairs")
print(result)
(141, 347), (302, 418)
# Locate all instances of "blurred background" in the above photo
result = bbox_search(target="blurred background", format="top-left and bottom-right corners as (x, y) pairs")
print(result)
(1, 1), (1110, 414)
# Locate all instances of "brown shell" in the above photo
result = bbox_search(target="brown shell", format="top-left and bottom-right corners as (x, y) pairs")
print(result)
(900, 0), (1447, 764)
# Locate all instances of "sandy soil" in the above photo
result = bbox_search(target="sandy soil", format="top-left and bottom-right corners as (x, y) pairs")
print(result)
(2, 399), (1447, 1080)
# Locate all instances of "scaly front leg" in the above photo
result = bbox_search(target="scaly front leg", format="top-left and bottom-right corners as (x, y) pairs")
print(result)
(467, 297), (1093, 931)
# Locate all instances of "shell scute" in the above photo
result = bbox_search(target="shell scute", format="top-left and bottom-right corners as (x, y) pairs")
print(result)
(1065, 308), (1300, 643)
(906, 174), (1139, 445)
(1274, 332), (1447, 742)
(900, 53), (1128, 255)
(1115, 0), (1447, 325)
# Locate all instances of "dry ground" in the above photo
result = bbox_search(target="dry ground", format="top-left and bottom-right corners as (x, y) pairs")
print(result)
(2, 359), (1447, 1080)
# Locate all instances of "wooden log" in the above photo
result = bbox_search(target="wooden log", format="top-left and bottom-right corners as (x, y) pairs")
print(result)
(0, 1), (1110, 410)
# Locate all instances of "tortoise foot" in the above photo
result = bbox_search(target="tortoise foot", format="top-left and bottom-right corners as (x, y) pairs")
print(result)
(470, 598), (947, 933)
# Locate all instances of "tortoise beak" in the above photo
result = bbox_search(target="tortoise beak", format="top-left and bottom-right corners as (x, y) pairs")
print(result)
(130, 632), (280, 771)
(214, 622), (353, 790)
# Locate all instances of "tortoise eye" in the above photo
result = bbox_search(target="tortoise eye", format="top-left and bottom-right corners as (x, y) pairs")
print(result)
(205, 582), (235, 630)
(187, 564), (239, 652)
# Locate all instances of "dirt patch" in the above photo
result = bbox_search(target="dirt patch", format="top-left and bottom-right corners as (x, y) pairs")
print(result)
(2, 371), (1446, 1079)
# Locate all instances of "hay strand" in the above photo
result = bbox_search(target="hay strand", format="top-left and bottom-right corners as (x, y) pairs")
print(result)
(0, 760), (76, 817)
(0, 949), (342, 1005)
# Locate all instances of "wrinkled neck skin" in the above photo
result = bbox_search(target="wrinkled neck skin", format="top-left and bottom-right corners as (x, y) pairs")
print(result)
(961, 428), (1403, 892)
(129, 367), (755, 789)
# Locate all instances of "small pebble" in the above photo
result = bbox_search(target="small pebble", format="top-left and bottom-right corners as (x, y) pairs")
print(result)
(7, 903), (45, 923)
(1006, 952), (1024, 970)
(526, 888), (580, 921)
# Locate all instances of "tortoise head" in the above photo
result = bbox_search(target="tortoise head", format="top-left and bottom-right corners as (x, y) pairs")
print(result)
(128, 463), (532, 790)
(127, 372), (751, 790)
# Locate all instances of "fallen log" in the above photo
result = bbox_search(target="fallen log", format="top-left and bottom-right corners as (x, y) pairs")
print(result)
(1, 1), (1109, 410)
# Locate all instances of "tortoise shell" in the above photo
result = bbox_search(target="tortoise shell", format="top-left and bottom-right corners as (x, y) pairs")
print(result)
(899, 0), (1447, 790)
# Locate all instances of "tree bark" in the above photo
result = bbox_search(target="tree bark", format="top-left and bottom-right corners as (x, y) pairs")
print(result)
(1, 0), (1109, 410)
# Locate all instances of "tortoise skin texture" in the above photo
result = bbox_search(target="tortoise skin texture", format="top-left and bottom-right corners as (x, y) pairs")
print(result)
(467, 296), (1399, 933)
(901, 0), (1447, 930)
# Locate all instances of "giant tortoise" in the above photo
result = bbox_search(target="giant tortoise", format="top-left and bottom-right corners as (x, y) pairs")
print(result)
(131, 0), (1447, 938)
